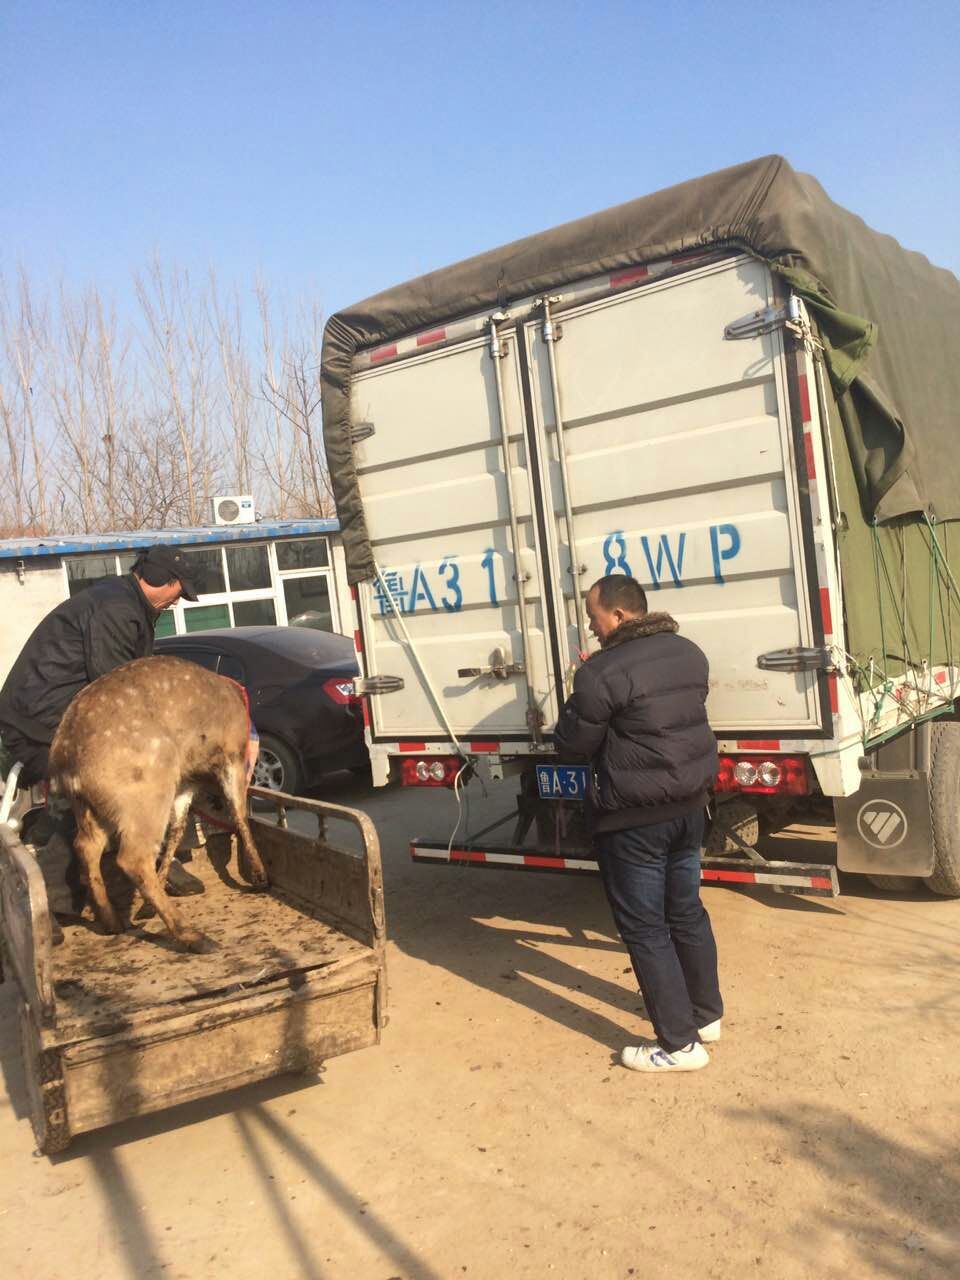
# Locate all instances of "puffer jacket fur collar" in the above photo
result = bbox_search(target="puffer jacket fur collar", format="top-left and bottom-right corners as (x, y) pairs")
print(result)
(601, 612), (678, 649)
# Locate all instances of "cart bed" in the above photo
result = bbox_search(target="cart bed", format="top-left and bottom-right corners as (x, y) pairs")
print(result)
(1, 791), (387, 1153)
(50, 844), (373, 1035)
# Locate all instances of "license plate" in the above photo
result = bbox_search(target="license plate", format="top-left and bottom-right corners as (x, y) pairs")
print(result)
(536, 764), (589, 800)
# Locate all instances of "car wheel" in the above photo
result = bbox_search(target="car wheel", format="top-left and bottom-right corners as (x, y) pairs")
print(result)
(252, 735), (301, 796)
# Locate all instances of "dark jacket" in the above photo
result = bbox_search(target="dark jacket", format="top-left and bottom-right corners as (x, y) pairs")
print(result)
(0, 575), (157, 745)
(553, 612), (717, 832)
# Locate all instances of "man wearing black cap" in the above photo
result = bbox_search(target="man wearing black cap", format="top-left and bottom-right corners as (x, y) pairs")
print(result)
(0, 544), (204, 896)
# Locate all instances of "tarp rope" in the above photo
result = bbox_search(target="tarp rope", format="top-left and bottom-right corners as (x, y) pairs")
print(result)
(852, 518), (960, 746)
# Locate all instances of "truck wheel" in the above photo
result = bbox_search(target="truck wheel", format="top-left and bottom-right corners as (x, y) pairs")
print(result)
(705, 800), (759, 855)
(19, 1004), (71, 1155)
(927, 722), (960, 897)
(534, 802), (590, 854)
(252, 735), (300, 796)
(866, 874), (920, 892)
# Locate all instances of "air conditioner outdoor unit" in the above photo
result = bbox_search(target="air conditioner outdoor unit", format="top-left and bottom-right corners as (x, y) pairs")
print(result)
(212, 494), (256, 526)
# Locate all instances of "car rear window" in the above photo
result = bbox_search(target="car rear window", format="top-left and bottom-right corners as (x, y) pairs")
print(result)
(169, 648), (220, 672)
(218, 654), (245, 682)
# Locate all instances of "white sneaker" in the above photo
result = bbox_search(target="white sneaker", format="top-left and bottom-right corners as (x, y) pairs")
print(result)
(621, 1041), (710, 1072)
(636, 992), (721, 1045)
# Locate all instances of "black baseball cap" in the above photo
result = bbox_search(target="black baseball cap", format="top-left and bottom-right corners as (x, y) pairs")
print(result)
(132, 546), (201, 600)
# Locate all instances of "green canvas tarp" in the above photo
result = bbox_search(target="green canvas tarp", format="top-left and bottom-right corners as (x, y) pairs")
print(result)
(322, 154), (960, 590)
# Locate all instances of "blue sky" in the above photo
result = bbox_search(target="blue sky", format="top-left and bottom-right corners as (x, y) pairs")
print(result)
(3, 0), (958, 319)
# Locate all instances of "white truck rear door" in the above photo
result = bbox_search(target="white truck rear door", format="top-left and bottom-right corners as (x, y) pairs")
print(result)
(523, 255), (823, 734)
(351, 333), (561, 741)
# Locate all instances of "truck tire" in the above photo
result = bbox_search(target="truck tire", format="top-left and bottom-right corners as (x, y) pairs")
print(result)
(866, 874), (920, 893)
(927, 722), (960, 897)
(705, 800), (759, 855)
(534, 801), (591, 854)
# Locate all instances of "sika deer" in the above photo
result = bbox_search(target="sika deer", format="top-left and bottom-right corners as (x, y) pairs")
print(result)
(49, 656), (268, 952)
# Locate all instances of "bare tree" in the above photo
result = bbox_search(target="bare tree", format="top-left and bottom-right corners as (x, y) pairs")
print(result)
(0, 272), (50, 533)
(47, 284), (100, 531)
(258, 299), (333, 517)
(136, 257), (222, 526)
(34, 283), (135, 534)
(105, 408), (222, 529)
(0, 259), (336, 537)
(211, 271), (255, 495)
(90, 289), (129, 528)
(256, 280), (292, 517)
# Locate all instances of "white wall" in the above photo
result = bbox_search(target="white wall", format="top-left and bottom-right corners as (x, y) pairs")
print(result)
(0, 559), (67, 682)
(330, 537), (355, 639)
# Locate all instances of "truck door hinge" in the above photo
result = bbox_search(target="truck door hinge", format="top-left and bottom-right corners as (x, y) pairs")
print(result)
(350, 421), (376, 444)
(757, 646), (836, 674)
(725, 296), (804, 341)
(534, 295), (563, 343)
(488, 311), (510, 359)
(354, 674), (405, 695)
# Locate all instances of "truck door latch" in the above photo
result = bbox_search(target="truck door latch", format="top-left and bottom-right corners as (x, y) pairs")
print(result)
(458, 646), (525, 680)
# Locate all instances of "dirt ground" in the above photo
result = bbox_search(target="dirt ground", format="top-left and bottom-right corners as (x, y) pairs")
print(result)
(2, 773), (959, 1280)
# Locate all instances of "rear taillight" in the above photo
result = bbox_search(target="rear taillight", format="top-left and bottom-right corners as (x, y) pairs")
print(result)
(715, 754), (810, 796)
(323, 677), (360, 706)
(400, 755), (462, 787)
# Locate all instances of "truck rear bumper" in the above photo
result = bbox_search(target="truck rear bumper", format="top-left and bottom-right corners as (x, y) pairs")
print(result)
(410, 840), (839, 897)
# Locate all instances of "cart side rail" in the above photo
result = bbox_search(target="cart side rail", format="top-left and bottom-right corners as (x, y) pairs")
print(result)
(247, 787), (386, 949)
(0, 822), (56, 1024)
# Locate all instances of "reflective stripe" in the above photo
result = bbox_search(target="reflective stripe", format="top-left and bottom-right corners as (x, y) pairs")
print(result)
(410, 842), (838, 895)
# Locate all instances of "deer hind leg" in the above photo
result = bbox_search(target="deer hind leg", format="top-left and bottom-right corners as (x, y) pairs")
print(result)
(220, 758), (268, 888)
(73, 804), (118, 934)
(133, 789), (197, 921)
(156, 789), (195, 886)
(115, 810), (216, 953)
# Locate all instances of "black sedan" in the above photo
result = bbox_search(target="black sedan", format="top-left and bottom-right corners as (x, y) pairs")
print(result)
(155, 626), (367, 794)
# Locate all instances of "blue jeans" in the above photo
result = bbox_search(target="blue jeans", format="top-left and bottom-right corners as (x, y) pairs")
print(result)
(597, 811), (723, 1052)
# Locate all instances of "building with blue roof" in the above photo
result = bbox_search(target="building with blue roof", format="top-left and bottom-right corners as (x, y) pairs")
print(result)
(0, 517), (349, 681)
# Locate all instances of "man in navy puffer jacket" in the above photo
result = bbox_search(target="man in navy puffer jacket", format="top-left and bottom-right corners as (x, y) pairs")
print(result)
(554, 575), (723, 1073)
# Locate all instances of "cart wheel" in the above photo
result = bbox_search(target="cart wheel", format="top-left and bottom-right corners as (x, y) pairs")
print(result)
(19, 1003), (71, 1155)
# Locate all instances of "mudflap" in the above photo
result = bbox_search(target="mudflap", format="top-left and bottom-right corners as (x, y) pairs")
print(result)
(835, 722), (935, 877)
(835, 774), (934, 876)
(409, 840), (839, 897)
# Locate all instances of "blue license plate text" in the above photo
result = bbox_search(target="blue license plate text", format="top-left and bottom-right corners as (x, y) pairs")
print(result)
(536, 765), (589, 800)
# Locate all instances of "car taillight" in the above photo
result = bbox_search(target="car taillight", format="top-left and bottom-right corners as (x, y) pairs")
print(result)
(400, 755), (462, 787)
(323, 677), (360, 705)
(715, 754), (810, 796)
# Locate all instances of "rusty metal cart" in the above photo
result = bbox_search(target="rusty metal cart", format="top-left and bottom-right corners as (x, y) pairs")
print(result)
(0, 787), (387, 1154)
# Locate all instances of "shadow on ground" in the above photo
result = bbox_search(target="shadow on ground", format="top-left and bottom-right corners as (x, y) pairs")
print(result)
(727, 1101), (960, 1279)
